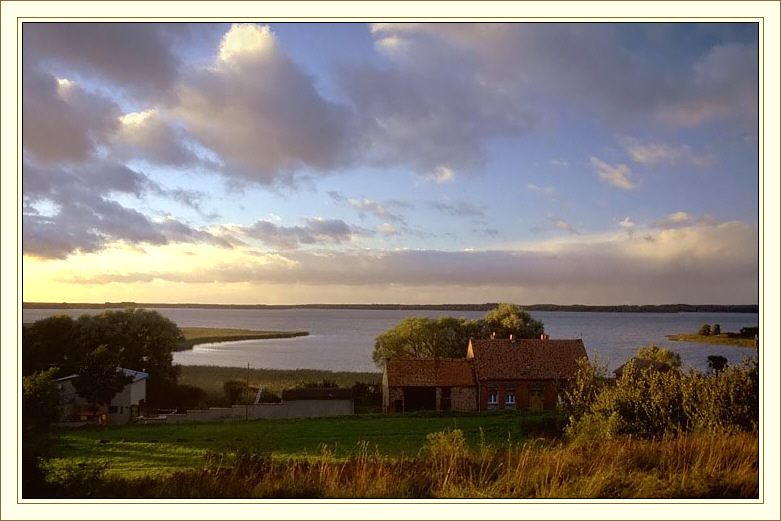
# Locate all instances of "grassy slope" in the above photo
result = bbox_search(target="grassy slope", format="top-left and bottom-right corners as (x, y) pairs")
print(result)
(665, 333), (756, 348)
(47, 411), (555, 478)
(177, 365), (381, 397)
(176, 327), (309, 351)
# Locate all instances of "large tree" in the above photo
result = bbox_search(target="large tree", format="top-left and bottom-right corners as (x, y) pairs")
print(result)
(73, 346), (132, 414)
(23, 308), (183, 405)
(372, 303), (544, 367)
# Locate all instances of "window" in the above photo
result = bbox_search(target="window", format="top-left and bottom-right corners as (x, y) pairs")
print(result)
(505, 392), (516, 409)
(487, 392), (498, 409)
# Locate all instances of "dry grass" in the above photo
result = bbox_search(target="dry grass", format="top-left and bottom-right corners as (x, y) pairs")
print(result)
(44, 430), (758, 499)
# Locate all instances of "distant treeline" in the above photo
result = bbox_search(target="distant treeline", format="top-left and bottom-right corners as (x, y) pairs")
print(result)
(23, 302), (759, 313)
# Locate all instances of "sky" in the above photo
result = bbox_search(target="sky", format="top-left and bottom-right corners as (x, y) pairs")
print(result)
(21, 22), (759, 305)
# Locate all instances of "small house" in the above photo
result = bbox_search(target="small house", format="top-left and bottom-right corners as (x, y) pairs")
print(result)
(55, 368), (148, 425)
(382, 336), (588, 413)
(382, 358), (476, 413)
(467, 337), (587, 411)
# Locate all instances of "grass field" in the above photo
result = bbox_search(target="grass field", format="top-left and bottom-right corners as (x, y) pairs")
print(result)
(177, 365), (381, 397)
(176, 327), (309, 351)
(665, 333), (756, 348)
(46, 411), (560, 478)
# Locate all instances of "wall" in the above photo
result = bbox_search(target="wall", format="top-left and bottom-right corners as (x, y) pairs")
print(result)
(450, 387), (477, 411)
(150, 399), (354, 424)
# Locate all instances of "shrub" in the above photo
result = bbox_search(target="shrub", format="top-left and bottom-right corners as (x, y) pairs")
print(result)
(636, 345), (681, 368)
(712, 324), (721, 335)
(699, 324), (712, 336)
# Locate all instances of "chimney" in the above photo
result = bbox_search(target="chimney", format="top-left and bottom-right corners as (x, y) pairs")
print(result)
(510, 333), (515, 343)
(540, 333), (549, 341)
(491, 331), (496, 339)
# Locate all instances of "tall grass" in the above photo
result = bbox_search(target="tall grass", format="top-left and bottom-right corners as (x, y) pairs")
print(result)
(44, 430), (757, 499)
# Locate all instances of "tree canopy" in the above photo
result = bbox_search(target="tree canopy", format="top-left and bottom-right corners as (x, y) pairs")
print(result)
(636, 345), (682, 369)
(372, 303), (544, 367)
(23, 308), (183, 405)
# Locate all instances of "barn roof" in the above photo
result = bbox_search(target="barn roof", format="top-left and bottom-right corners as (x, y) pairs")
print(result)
(385, 358), (476, 387)
(468, 338), (587, 381)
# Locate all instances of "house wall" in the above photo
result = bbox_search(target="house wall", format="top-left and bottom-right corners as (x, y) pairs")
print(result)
(451, 387), (477, 411)
(479, 380), (561, 411)
(385, 387), (404, 413)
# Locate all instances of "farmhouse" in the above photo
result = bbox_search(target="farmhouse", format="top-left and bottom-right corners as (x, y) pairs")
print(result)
(55, 368), (148, 425)
(382, 336), (587, 413)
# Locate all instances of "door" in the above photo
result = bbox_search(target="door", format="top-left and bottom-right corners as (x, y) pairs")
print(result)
(529, 384), (543, 411)
(403, 387), (437, 411)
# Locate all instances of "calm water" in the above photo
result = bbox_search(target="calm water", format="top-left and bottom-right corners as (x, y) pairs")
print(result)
(23, 308), (759, 373)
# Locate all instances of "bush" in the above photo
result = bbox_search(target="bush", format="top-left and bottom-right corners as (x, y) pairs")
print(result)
(566, 358), (758, 441)
(699, 324), (712, 336)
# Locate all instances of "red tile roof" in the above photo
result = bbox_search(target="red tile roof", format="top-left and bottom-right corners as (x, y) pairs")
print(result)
(469, 338), (587, 381)
(385, 358), (476, 387)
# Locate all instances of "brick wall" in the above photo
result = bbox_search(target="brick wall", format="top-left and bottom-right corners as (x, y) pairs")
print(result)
(451, 387), (477, 411)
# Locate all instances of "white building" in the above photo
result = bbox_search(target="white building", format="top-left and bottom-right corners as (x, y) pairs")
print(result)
(55, 368), (148, 425)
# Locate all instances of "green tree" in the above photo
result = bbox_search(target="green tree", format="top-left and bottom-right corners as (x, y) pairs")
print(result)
(712, 324), (721, 335)
(483, 303), (544, 339)
(72, 346), (132, 414)
(562, 357), (609, 419)
(22, 368), (62, 432)
(23, 315), (83, 376)
(223, 379), (250, 405)
(636, 345), (682, 368)
(698, 324), (712, 336)
(372, 316), (478, 366)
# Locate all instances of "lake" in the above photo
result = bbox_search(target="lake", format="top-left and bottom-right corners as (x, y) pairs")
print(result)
(23, 308), (759, 373)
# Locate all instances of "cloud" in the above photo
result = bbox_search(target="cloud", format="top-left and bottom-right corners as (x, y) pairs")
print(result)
(428, 200), (485, 218)
(550, 159), (569, 167)
(377, 223), (399, 236)
(527, 184), (557, 197)
(653, 211), (716, 229)
(174, 23), (355, 184)
(65, 220), (757, 305)
(552, 218), (578, 235)
(618, 217), (636, 229)
(242, 217), (365, 249)
(624, 139), (712, 167)
(427, 166), (455, 184)
(24, 23), (186, 100)
(590, 157), (636, 190)
(22, 68), (120, 164)
(113, 108), (203, 168)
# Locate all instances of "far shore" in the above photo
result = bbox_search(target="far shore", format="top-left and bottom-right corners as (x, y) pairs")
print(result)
(665, 333), (756, 348)
(176, 327), (309, 351)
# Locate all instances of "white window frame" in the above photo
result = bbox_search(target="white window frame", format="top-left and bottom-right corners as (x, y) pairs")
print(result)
(505, 392), (516, 405)
(487, 392), (498, 405)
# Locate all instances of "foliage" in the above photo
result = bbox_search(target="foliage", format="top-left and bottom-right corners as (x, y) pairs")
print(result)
(483, 303), (544, 339)
(300, 379), (339, 388)
(72, 346), (132, 413)
(636, 344), (682, 368)
(561, 357), (609, 419)
(566, 358), (758, 441)
(372, 303), (544, 367)
(24, 309), (183, 406)
(707, 355), (728, 373)
(712, 324), (721, 335)
(23, 367), (62, 431)
(699, 323), (712, 336)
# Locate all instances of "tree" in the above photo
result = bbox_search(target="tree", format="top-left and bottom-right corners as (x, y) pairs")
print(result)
(707, 355), (728, 373)
(24, 309), (184, 406)
(223, 380), (250, 405)
(22, 368), (62, 432)
(372, 316), (478, 366)
(712, 324), (721, 335)
(72, 346), (132, 414)
(636, 345), (682, 368)
(371, 303), (545, 367)
(483, 303), (544, 339)
(698, 324), (712, 336)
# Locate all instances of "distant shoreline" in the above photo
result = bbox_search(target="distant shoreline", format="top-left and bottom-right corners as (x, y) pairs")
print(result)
(23, 302), (759, 313)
